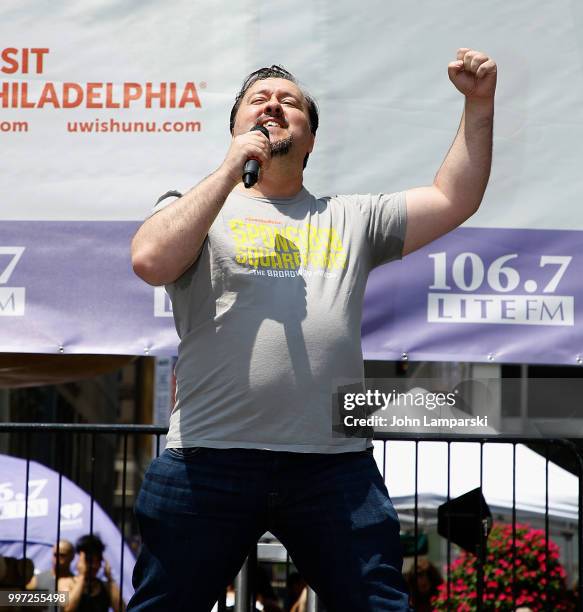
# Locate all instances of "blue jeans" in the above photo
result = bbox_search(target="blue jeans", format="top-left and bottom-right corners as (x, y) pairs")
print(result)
(128, 447), (410, 611)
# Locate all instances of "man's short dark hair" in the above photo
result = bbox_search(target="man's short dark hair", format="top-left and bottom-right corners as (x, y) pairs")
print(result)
(229, 65), (319, 169)
(76, 534), (105, 559)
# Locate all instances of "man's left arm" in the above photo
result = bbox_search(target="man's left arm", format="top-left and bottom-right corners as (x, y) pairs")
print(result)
(402, 48), (497, 256)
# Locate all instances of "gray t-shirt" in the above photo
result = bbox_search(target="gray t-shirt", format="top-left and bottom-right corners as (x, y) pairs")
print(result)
(156, 186), (406, 453)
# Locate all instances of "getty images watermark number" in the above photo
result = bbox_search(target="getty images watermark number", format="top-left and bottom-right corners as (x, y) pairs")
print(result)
(0, 591), (69, 607)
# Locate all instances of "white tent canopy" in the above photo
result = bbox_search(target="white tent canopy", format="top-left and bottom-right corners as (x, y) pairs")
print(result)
(373, 441), (579, 528)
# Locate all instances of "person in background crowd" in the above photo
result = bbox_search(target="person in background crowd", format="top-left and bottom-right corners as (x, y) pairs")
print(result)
(404, 558), (443, 612)
(214, 569), (283, 612)
(289, 587), (307, 612)
(211, 583), (236, 611)
(26, 540), (75, 612)
(255, 566), (283, 612)
(286, 572), (307, 612)
(59, 534), (125, 612)
(27, 539), (75, 590)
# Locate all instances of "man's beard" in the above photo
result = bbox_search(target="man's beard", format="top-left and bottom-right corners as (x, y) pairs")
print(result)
(270, 135), (293, 157)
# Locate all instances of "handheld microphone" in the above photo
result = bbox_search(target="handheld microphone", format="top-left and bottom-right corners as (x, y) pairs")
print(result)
(242, 124), (270, 188)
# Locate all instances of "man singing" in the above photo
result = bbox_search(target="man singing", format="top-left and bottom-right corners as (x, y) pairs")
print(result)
(128, 49), (496, 611)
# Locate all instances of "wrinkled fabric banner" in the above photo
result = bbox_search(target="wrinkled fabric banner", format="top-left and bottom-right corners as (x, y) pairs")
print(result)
(1, 222), (580, 364)
(1, 0), (582, 362)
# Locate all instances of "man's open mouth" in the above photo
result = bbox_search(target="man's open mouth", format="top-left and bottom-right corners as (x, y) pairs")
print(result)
(259, 117), (286, 128)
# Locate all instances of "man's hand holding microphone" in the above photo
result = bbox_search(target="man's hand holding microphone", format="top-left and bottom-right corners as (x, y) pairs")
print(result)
(132, 125), (272, 286)
(220, 125), (271, 189)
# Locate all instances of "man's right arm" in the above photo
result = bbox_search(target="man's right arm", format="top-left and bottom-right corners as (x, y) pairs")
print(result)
(131, 130), (271, 286)
(131, 169), (237, 286)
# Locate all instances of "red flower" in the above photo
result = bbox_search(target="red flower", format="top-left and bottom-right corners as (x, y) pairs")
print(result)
(432, 522), (573, 611)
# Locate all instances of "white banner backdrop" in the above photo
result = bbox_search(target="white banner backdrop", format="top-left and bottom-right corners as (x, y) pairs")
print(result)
(1, 0), (582, 362)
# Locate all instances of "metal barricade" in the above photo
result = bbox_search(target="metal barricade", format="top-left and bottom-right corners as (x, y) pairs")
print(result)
(0, 424), (581, 611)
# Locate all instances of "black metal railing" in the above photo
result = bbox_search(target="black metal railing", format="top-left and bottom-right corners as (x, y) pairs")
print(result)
(0, 424), (581, 611)
(374, 433), (583, 612)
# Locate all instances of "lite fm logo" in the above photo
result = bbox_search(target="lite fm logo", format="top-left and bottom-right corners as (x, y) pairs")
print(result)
(0, 247), (25, 316)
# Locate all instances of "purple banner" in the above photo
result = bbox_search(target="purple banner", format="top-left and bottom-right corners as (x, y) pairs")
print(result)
(0, 453), (134, 599)
(363, 227), (581, 365)
(1, 222), (580, 364)
(0, 221), (177, 356)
